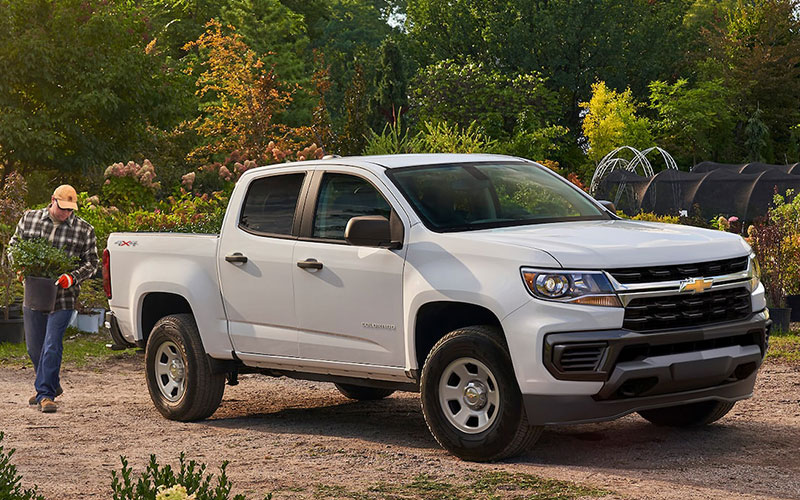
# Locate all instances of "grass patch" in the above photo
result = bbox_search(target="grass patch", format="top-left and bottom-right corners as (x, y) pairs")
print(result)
(317, 470), (610, 500)
(766, 327), (800, 364)
(0, 327), (137, 368)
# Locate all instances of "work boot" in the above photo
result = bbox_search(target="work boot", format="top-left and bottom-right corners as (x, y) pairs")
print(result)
(28, 387), (63, 406)
(38, 398), (57, 413)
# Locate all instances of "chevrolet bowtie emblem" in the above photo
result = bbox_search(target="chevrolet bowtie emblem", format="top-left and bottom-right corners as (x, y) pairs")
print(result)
(680, 278), (714, 293)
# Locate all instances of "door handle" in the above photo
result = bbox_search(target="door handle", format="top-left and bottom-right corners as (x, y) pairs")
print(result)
(297, 258), (323, 270)
(225, 253), (248, 263)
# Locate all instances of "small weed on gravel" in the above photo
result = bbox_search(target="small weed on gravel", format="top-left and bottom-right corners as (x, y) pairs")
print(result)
(0, 432), (44, 500)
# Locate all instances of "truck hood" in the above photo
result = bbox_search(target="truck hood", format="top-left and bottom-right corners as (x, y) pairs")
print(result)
(453, 220), (751, 269)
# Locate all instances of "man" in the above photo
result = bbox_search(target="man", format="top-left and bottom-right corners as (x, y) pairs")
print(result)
(8, 185), (98, 413)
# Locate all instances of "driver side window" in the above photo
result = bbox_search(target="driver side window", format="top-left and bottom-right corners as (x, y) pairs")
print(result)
(313, 173), (391, 240)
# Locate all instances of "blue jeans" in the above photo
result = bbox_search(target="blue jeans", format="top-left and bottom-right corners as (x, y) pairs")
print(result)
(23, 307), (73, 402)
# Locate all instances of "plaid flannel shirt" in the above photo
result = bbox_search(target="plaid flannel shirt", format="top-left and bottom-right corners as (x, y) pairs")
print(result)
(8, 208), (99, 311)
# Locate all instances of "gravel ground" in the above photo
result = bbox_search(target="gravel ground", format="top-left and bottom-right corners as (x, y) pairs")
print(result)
(1, 356), (798, 500)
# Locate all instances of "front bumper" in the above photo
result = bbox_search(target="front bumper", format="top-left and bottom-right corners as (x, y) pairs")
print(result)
(524, 312), (770, 426)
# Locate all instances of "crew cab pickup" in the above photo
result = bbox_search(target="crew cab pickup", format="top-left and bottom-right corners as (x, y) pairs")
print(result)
(105, 154), (770, 461)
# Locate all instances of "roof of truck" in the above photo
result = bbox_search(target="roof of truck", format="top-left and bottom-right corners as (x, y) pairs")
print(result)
(277, 153), (526, 170)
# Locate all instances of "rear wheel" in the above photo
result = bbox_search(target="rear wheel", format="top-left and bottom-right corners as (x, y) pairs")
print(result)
(638, 400), (735, 427)
(145, 314), (225, 421)
(420, 326), (542, 462)
(335, 383), (395, 400)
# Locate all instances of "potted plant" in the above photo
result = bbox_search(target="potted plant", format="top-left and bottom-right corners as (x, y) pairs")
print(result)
(9, 238), (78, 313)
(74, 278), (108, 333)
(0, 169), (27, 343)
(752, 189), (800, 332)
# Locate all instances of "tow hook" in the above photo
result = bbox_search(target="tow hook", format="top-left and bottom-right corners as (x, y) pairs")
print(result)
(226, 369), (239, 386)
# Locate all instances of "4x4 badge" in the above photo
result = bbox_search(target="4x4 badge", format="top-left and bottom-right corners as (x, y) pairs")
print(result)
(680, 278), (713, 293)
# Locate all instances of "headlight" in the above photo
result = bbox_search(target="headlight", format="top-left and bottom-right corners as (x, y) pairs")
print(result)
(521, 269), (622, 307)
(749, 252), (761, 289)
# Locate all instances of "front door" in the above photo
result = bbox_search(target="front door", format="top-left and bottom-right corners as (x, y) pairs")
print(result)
(293, 170), (407, 367)
(218, 172), (307, 356)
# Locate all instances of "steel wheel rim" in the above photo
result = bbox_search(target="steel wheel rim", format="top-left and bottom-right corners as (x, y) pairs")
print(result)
(154, 341), (186, 402)
(438, 357), (500, 434)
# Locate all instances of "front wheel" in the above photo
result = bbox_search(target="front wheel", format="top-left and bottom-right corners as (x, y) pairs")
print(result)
(420, 326), (542, 462)
(145, 314), (225, 421)
(638, 400), (736, 427)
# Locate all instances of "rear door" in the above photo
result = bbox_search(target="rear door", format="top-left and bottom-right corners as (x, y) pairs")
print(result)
(292, 168), (408, 367)
(218, 170), (309, 356)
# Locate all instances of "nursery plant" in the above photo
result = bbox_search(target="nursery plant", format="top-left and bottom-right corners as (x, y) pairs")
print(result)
(9, 238), (79, 280)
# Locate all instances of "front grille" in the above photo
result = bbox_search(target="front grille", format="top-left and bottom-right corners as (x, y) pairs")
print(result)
(553, 343), (606, 372)
(608, 256), (748, 284)
(623, 287), (751, 331)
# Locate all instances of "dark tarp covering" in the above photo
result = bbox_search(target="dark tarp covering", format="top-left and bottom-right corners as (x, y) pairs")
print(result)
(597, 164), (800, 219)
(692, 161), (800, 175)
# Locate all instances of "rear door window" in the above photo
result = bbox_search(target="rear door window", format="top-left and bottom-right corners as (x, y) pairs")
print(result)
(239, 173), (305, 236)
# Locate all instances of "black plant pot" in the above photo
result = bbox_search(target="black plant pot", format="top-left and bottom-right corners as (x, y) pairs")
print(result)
(769, 307), (792, 333)
(0, 317), (25, 344)
(23, 276), (58, 312)
(786, 295), (800, 322)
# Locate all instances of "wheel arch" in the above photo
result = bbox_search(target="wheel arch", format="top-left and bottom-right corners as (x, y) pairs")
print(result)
(412, 301), (504, 377)
(138, 292), (194, 347)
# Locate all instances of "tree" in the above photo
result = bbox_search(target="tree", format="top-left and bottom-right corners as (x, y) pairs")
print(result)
(410, 60), (559, 140)
(581, 81), (653, 165)
(339, 63), (371, 155)
(369, 38), (408, 129)
(699, 0), (800, 162)
(183, 20), (300, 163)
(0, 0), (183, 175)
(649, 78), (736, 166)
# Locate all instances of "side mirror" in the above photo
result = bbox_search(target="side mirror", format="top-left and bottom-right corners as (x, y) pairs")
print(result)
(598, 200), (616, 213)
(345, 215), (402, 248)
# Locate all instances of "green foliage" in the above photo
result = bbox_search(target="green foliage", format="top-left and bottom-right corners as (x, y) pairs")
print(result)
(0, 0), (185, 175)
(752, 189), (800, 305)
(0, 329), (136, 368)
(339, 63), (372, 155)
(410, 60), (559, 140)
(369, 38), (408, 129)
(110, 453), (263, 500)
(412, 121), (497, 153)
(649, 79), (735, 165)
(363, 116), (418, 155)
(506, 125), (572, 165)
(9, 238), (79, 280)
(363, 118), (496, 155)
(698, 0), (800, 163)
(0, 432), (44, 500)
(581, 81), (653, 164)
(78, 278), (109, 312)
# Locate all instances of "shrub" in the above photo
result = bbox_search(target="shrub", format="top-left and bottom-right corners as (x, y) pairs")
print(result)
(0, 170), (28, 320)
(752, 189), (800, 306)
(110, 453), (268, 500)
(0, 432), (44, 500)
(102, 160), (161, 211)
(9, 238), (79, 279)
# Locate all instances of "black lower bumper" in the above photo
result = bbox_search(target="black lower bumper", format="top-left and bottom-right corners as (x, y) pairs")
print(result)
(526, 312), (770, 426)
(106, 311), (136, 350)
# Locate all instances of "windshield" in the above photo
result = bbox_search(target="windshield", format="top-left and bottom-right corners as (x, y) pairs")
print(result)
(388, 162), (609, 231)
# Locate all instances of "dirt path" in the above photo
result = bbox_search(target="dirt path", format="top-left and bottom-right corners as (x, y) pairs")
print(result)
(1, 357), (798, 500)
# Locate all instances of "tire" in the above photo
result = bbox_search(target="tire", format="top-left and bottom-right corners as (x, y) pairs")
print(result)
(335, 383), (395, 400)
(145, 314), (225, 421)
(638, 400), (736, 427)
(420, 326), (542, 462)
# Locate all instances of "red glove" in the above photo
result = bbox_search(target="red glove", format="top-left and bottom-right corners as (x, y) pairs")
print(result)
(56, 274), (74, 289)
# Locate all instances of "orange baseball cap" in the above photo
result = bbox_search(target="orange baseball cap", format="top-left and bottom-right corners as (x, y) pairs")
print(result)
(53, 185), (78, 210)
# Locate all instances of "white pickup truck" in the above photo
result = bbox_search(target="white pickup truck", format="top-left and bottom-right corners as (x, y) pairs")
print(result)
(104, 154), (770, 461)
